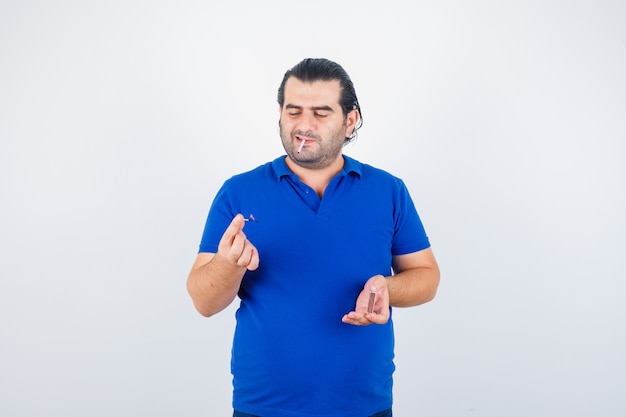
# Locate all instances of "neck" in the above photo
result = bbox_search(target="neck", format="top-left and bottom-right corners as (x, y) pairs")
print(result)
(285, 155), (344, 198)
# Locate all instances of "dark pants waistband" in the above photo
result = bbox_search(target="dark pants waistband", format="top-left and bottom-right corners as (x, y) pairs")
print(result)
(233, 407), (392, 417)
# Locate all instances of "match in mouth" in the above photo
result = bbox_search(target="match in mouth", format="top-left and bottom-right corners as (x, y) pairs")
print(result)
(297, 137), (306, 153)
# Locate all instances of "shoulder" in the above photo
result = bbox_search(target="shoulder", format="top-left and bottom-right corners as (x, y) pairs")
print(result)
(345, 155), (407, 189)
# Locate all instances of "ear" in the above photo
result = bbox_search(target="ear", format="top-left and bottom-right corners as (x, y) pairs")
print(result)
(345, 109), (360, 136)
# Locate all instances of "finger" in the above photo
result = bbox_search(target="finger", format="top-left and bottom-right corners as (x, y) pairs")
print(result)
(246, 247), (260, 271)
(222, 214), (246, 244)
(341, 312), (371, 326)
(223, 232), (246, 264)
(236, 240), (255, 268)
(364, 311), (389, 325)
(341, 314), (360, 325)
(217, 216), (245, 255)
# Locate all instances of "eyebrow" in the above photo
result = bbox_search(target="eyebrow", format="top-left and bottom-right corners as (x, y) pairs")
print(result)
(285, 104), (335, 112)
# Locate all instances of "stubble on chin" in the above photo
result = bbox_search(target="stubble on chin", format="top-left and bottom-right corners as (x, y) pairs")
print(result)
(278, 122), (345, 170)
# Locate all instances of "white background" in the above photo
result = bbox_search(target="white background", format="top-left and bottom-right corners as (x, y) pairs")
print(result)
(1, 1), (625, 416)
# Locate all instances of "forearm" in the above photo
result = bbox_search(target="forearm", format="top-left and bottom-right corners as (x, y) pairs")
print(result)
(187, 253), (247, 317)
(387, 265), (440, 308)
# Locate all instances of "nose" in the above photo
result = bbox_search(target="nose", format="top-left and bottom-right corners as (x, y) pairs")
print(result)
(297, 111), (316, 133)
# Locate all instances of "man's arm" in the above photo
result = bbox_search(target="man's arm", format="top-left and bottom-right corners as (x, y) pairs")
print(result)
(186, 214), (259, 317)
(388, 247), (440, 307)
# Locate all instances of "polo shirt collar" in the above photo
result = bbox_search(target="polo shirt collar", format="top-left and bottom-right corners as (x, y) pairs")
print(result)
(271, 155), (362, 180)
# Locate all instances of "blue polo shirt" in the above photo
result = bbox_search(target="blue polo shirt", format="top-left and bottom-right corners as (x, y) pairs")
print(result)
(199, 155), (430, 417)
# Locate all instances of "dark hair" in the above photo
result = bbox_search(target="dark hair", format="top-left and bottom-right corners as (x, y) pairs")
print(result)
(277, 58), (363, 142)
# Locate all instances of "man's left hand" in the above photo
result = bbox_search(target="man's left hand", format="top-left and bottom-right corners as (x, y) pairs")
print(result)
(341, 275), (390, 326)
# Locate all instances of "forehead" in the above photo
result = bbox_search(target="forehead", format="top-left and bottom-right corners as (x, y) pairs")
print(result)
(283, 77), (342, 107)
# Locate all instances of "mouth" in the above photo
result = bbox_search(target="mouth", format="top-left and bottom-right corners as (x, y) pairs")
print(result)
(295, 134), (315, 142)
(295, 135), (313, 153)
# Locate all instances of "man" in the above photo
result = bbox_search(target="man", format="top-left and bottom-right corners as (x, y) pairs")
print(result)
(187, 58), (439, 417)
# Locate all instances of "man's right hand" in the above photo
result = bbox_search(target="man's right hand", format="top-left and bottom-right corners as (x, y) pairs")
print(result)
(216, 214), (259, 271)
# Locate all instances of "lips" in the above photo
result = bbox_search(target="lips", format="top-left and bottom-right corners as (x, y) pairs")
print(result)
(295, 135), (313, 142)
